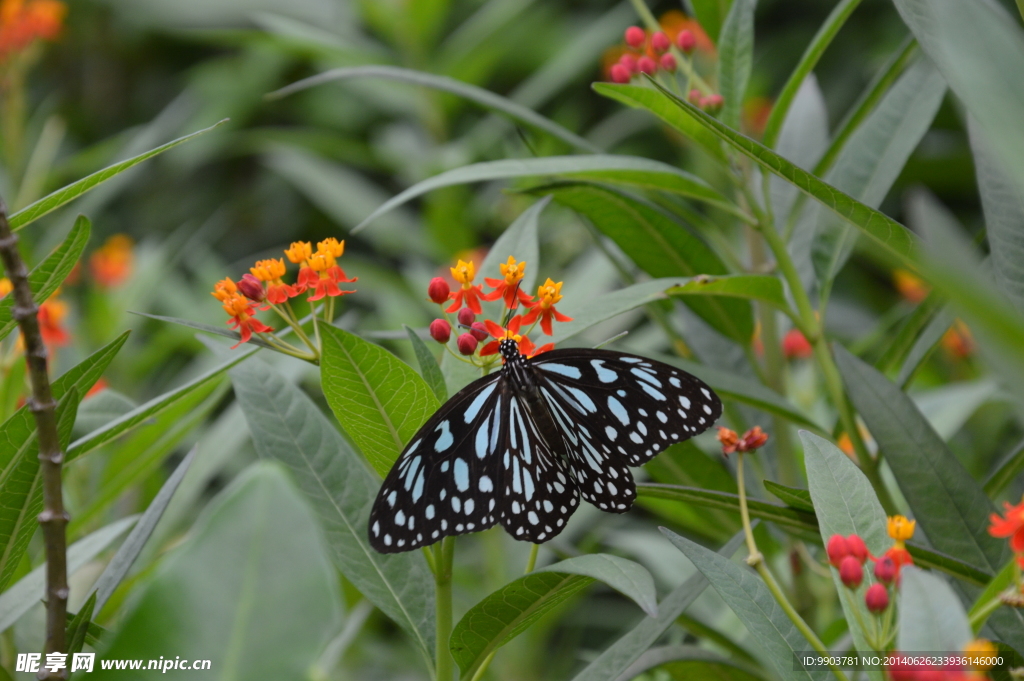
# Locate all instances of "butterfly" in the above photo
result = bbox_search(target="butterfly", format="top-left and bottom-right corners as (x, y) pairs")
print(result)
(368, 338), (722, 553)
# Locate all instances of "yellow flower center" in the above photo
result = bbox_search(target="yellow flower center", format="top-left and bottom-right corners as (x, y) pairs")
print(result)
(211, 277), (238, 302)
(251, 258), (286, 283)
(499, 256), (526, 286)
(308, 252), (334, 274)
(222, 294), (250, 318)
(317, 238), (345, 258)
(451, 259), (476, 289)
(887, 515), (916, 545)
(535, 278), (564, 310)
(285, 241), (312, 264)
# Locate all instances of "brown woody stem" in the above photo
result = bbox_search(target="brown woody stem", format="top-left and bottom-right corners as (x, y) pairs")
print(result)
(0, 198), (68, 679)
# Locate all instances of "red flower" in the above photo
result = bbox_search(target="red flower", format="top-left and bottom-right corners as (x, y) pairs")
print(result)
(865, 583), (889, 613)
(782, 329), (813, 359)
(446, 260), (484, 314)
(221, 293), (272, 348)
(521, 278), (572, 336)
(479, 316), (552, 359)
(305, 238), (357, 302)
(990, 497), (1024, 552)
(717, 426), (769, 457)
(483, 256), (533, 309)
(250, 258), (296, 304)
(37, 298), (69, 347)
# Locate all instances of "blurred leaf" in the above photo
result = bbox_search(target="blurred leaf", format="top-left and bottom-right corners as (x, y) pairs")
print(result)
(537, 183), (754, 342)
(969, 559), (1014, 634)
(0, 215), (90, 342)
(984, 437), (1024, 497)
(230, 356), (435, 666)
(874, 293), (942, 375)
(269, 65), (600, 153)
(0, 515), (135, 634)
(969, 117), (1024, 311)
(479, 195), (546, 322)
(834, 346), (1006, 575)
(620, 644), (768, 681)
(66, 592), (96, 657)
(9, 121), (227, 232)
(546, 278), (683, 346)
(569, 531), (747, 681)
(404, 325), (447, 403)
(914, 379), (997, 441)
(661, 529), (830, 681)
(810, 57), (945, 297)
(691, 0), (729, 47)
(320, 325), (440, 477)
(667, 275), (789, 312)
(91, 446), (197, 613)
(442, 349), (485, 397)
(353, 155), (745, 233)
(770, 75), (828, 230)
(130, 311), (280, 352)
(891, 0), (1024, 196)
(762, 481), (813, 513)
(895, 305), (953, 387)
(898, 566), (973, 652)
(91, 463), (341, 681)
(536, 554), (658, 617)
(73, 390), (138, 438)
(716, 0), (756, 129)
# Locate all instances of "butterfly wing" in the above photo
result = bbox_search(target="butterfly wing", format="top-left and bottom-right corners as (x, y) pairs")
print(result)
(531, 348), (722, 512)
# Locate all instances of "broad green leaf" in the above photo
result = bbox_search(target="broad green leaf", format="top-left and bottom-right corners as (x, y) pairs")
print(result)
(762, 481), (813, 513)
(537, 182), (754, 342)
(984, 437), (1024, 497)
(569, 531), (747, 681)
(91, 463), (341, 681)
(802, 431), (888, 668)
(969, 117), (1024, 311)
(91, 445), (197, 612)
(834, 345), (1006, 575)
(320, 325), (439, 477)
(404, 325), (447, 403)
(230, 357), (435, 665)
(73, 389), (138, 438)
(9, 121), (227, 231)
(0, 214), (90, 342)
(667, 275), (789, 312)
(661, 529), (830, 681)
(441, 348), (485, 398)
(353, 155), (742, 233)
(535, 554), (658, 616)
(546, 278), (684, 346)
(810, 57), (945, 295)
(0, 515), (135, 634)
(898, 566), (973, 652)
(619, 80), (922, 270)
(890, 0), (1024, 196)
(717, 0), (756, 129)
(618, 644), (767, 681)
(268, 65), (600, 154)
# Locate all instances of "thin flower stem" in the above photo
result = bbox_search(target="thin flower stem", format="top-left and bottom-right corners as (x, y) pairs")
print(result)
(969, 593), (1004, 633)
(735, 453), (761, 563)
(270, 302), (317, 353)
(525, 544), (539, 573)
(434, 537), (456, 681)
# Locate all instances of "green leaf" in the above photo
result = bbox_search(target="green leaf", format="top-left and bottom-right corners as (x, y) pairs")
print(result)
(770, 75), (828, 231)
(0, 515), (135, 634)
(635, 79), (922, 269)
(404, 325), (447, 403)
(661, 529), (830, 681)
(130, 311), (281, 352)
(91, 445), (197, 612)
(762, 481), (814, 513)
(568, 531), (747, 681)
(9, 121), (227, 231)
(268, 65), (601, 154)
(667, 275), (789, 312)
(353, 155), (742, 233)
(984, 437), (1024, 497)
(969, 559), (1015, 634)
(536, 182), (754, 342)
(809, 57), (945, 295)
(66, 592), (97, 656)
(618, 644), (768, 681)
(717, 0), (756, 129)
(898, 566), (973, 652)
(890, 0), (1024, 196)
(535, 554), (658, 617)
(0, 215), (90, 342)
(691, 0), (729, 47)
(546, 278), (683, 346)
(802, 431), (888, 667)
(320, 325), (439, 477)
(229, 356), (435, 666)
(642, 441), (739, 540)
(834, 345), (1006, 575)
(895, 305), (953, 387)
(73, 389), (138, 438)
(90, 463), (341, 681)
(874, 293), (943, 375)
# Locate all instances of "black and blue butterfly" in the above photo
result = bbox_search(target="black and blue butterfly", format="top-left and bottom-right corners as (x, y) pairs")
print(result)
(368, 337), (723, 553)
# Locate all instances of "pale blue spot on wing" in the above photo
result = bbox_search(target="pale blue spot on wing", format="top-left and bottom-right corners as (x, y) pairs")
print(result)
(640, 382), (666, 401)
(435, 421), (454, 452)
(453, 458), (470, 492)
(567, 386), (597, 413)
(539, 362), (582, 379)
(464, 382), (497, 423)
(607, 395), (630, 426)
(591, 359), (618, 383)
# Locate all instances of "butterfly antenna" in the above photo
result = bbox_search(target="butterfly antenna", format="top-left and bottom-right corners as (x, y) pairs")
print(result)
(502, 280), (524, 329)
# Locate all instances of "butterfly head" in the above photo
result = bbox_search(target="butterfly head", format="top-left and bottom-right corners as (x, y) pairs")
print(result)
(499, 338), (523, 362)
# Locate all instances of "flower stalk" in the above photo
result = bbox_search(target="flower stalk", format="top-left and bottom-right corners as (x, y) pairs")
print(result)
(433, 537), (455, 681)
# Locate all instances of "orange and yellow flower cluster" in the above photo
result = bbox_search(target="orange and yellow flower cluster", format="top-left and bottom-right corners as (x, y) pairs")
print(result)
(0, 0), (65, 64)
(0, 277), (69, 348)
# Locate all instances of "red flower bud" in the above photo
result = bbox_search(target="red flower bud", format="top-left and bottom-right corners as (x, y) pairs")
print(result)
(782, 329), (813, 358)
(237, 273), (265, 303)
(469, 321), (489, 341)
(839, 555), (863, 589)
(457, 332), (478, 355)
(610, 64), (631, 83)
(688, 89), (702, 104)
(846, 534), (868, 564)
(625, 26), (645, 48)
(702, 94), (724, 112)
(429, 319), (451, 344)
(738, 426), (769, 452)
(874, 555), (897, 585)
(676, 29), (696, 53)
(428, 277), (450, 304)
(651, 31), (670, 53)
(865, 583), (889, 613)
(619, 54), (638, 74)
(826, 534), (849, 568)
(659, 54), (677, 72)
(457, 308), (476, 326)
(637, 56), (657, 75)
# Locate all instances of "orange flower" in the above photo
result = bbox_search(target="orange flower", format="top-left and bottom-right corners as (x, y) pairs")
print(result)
(304, 238), (357, 302)
(479, 316), (552, 359)
(941, 319), (973, 359)
(0, 277), (11, 298)
(37, 297), (69, 347)
(446, 259), (485, 315)
(743, 96), (773, 136)
(250, 258), (295, 304)
(0, 0), (66, 63)
(89, 234), (133, 288)
(284, 241), (317, 294)
(483, 256), (533, 309)
(221, 293), (272, 348)
(879, 514), (916, 570)
(717, 426), (768, 456)
(717, 427), (740, 455)
(781, 328), (812, 359)
(657, 10), (714, 55)
(990, 497), (1024, 552)
(211, 277), (238, 303)
(893, 269), (929, 303)
(521, 278), (572, 336)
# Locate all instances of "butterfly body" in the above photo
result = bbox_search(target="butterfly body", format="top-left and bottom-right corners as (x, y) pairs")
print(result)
(368, 339), (722, 553)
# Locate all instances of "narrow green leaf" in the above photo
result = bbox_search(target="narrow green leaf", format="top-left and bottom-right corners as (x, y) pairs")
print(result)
(895, 305), (953, 387)
(717, 0), (756, 129)
(9, 121), (227, 231)
(661, 529), (830, 681)
(535, 554), (658, 617)
(267, 65), (601, 153)
(770, 75), (828, 231)
(618, 644), (768, 681)
(642, 441), (739, 540)
(73, 389), (138, 438)
(129, 310), (281, 351)
(667, 275), (789, 312)
(546, 278), (682, 346)
(320, 325), (439, 477)
(0, 215), (90, 342)
(691, 0), (729, 47)
(898, 567), (973, 652)
(984, 437), (1024, 497)
(403, 325), (447, 403)
(536, 182), (754, 342)
(352, 155), (740, 233)
(834, 345), (1006, 575)
(569, 531), (747, 681)
(969, 559), (1014, 634)
(66, 592), (96, 657)
(762, 481), (814, 513)
(874, 293), (942, 375)
(230, 357), (435, 665)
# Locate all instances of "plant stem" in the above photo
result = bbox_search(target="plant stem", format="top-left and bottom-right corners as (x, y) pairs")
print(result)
(525, 544), (539, 573)
(735, 453), (762, 564)
(969, 593), (1004, 634)
(433, 537), (455, 681)
(0, 198), (68, 680)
